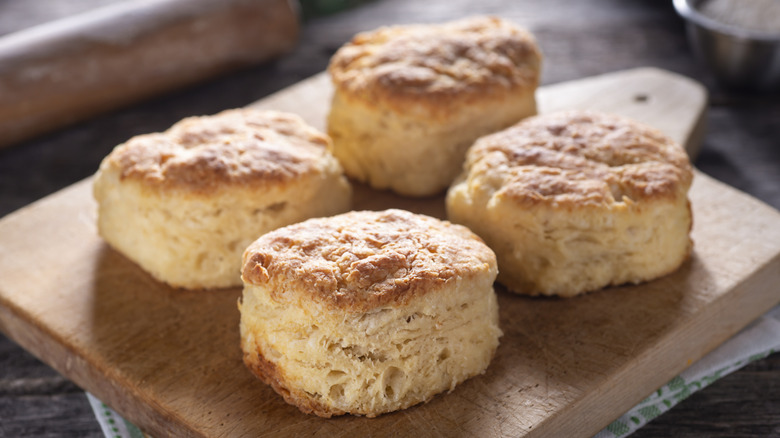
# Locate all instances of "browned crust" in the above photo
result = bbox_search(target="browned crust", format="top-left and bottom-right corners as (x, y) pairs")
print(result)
(241, 209), (496, 313)
(98, 108), (333, 194)
(463, 110), (694, 208)
(242, 344), (345, 418)
(328, 16), (541, 118)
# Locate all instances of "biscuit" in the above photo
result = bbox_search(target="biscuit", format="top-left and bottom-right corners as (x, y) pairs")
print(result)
(327, 16), (542, 196)
(446, 110), (694, 297)
(93, 108), (351, 289)
(239, 209), (501, 417)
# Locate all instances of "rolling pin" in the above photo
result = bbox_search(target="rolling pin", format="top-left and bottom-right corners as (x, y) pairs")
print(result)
(0, 0), (300, 148)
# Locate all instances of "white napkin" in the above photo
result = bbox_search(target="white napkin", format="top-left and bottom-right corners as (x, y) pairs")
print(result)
(87, 305), (780, 438)
(596, 304), (780, 437)
(86, 392), (146, 438)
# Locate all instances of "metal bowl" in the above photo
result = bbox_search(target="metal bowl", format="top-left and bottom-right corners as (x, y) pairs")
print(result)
(673, 0), (780, 92)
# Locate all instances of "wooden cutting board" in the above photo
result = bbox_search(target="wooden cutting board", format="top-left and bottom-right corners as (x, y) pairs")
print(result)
(1, 68), (779, 438)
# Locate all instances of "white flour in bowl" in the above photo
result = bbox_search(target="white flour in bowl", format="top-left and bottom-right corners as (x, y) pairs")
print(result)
(697, 0), (780, 33)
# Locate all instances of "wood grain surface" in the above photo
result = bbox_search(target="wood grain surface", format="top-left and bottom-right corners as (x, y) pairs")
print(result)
(1, 68), (778, 437)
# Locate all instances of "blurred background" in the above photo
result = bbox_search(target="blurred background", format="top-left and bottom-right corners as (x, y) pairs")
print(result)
(0, 0), (778, 214)
(0, 0), (778, 437)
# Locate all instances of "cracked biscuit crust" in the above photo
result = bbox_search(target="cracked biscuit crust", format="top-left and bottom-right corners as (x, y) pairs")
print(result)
(462, 110), (693, 208)
(100, 108), (333, 194)
(242, 209), (497, 313)
(328, 16), (541, 118)
(447, 110), (694, 296)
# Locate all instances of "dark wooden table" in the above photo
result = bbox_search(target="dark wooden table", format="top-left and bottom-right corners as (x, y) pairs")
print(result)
(1, 0), (778, 436)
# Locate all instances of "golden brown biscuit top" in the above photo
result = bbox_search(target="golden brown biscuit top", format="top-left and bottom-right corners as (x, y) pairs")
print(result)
(328, 16), (541, 113)
(242, 209), (497, 312)
(99, 109), (333, 194)
(462, 110), (693, 207)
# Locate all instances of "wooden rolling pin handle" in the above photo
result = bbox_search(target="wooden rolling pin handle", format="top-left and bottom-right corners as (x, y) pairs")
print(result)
(0, 0), (300, 148)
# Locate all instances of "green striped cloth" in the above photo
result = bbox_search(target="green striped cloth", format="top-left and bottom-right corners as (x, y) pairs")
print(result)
(86, 394), (146, 438)
(595, 304), (780, 437)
